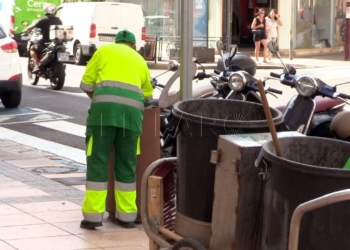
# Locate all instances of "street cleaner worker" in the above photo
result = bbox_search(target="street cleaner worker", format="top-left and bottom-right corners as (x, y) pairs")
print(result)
(23, 3), (62, 73)
(79, 30), (153, 229)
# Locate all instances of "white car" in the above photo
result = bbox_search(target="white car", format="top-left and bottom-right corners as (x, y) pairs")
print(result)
(0, 23), (22, 108)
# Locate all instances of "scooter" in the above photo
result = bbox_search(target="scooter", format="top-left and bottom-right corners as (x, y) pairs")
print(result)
(267, 40), (350, 136)
(25, 26), (71, 90)
(210, 40), (284, 101)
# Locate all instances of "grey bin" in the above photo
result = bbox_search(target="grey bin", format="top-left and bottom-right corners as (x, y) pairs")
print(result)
(257, 136), (350, 250)
(171, 99), (284, 247)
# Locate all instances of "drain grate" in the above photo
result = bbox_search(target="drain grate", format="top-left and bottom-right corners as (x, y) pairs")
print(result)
(32, 166), (77, 174)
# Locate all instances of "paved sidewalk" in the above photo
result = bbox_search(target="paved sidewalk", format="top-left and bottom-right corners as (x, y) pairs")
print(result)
(0, 140), (148, 250)
(147, 51), (350, 70)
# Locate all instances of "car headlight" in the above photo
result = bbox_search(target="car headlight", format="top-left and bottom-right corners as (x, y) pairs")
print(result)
(295, 76), (317, 97)
(228, 73), (245, 91)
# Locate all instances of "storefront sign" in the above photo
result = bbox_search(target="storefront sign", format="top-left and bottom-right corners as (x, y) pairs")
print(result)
(193, 0), (208, 46)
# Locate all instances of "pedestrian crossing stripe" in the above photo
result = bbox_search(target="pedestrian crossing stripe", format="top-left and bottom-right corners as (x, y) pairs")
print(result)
(34, 120), (86, 138)
(0, 127), (86, 165)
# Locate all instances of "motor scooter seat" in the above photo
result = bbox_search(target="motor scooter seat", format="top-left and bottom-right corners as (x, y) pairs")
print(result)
(276, 96), (344, 113)
(313, 96), (344, 113)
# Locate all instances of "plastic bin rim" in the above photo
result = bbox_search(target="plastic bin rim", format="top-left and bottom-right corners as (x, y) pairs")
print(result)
(172, 99), (284, 129)
(260, 136), (350, 177)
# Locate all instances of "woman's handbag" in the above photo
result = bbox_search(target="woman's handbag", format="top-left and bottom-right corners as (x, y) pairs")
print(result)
(252, 30), (262, 35)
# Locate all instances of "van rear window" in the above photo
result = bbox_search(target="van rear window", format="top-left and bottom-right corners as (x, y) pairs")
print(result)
(0, 26), (6, 39)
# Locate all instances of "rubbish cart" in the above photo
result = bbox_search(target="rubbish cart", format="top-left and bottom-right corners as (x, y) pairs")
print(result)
(256, 136), (350, 250)
(141, 99), (284, 249)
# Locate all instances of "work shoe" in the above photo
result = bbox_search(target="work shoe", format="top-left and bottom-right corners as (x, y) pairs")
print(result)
(116, 218), (136, 228)
(80, 220), (103, 229)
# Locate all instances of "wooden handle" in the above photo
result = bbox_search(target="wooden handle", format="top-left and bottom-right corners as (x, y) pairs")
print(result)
(257, 80), (283, 157)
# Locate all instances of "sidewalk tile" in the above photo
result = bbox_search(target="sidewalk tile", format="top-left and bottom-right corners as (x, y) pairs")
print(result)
(5, 158), (66, 168)
(2, 145), (35, 153)
(0, 175), (14, 182)
(0, 181), (28, 188)
(72, 185), (85, 192)
(31, 210), (82, 223)
(0, 214), (44, 227)
(41, 173), (86, 179)
(0, 224), (69, 240)
(0, 204), (24, 215)
(0, 241), (16, 250)
(53, 220), (138, 235)
(77, 230), (149, 248)
(6, 235), (98, 250)
(13, 200), (81, 213)
(104, 246), (147, 250)
(0, 187), (50, 198)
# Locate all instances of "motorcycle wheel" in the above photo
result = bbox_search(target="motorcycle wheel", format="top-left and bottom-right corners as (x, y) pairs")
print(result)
(50, 62), (65, 90)
(27, 57), (39, 85)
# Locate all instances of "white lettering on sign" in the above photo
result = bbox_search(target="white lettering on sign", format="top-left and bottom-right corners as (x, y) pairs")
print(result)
(27, 0), (51, 9)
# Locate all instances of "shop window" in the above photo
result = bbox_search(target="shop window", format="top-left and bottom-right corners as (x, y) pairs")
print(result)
(296, 0), (344, 49)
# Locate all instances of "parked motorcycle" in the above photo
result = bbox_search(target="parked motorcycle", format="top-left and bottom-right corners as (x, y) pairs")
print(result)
(212, 40), (283, 102)
(267, 40), (350, 136)
(25, 25), (73, 90)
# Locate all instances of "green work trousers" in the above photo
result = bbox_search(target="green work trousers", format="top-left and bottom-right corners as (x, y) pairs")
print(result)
(82, 125), (140, 223)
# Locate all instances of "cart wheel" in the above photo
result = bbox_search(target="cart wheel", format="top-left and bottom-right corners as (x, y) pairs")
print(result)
(172, 238), (206, 250)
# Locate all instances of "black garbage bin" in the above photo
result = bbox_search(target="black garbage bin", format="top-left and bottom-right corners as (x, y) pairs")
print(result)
(171, 99), (284, 247)
(257, 136), (350, 250)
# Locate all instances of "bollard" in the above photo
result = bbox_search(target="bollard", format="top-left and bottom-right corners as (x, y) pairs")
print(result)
(106, 107), (160, 223)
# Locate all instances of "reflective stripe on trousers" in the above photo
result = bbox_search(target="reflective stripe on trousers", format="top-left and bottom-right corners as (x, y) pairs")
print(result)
(82, 181), (108, 222)
(114, 180), (137, 222)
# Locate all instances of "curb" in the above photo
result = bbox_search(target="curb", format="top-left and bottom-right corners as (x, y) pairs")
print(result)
(147, 62), (291, 70)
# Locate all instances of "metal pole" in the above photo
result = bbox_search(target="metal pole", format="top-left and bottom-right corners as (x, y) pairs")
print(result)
(345, 1), (350, 60)
(289, 0), (295, 60)
(226, 0), (232, 49)
(180, 0), (193, 100)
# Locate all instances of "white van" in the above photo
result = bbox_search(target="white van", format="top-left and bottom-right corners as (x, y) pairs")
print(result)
(55, 2), (145, 65)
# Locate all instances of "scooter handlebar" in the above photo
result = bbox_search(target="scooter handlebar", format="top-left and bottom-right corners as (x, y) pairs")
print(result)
(214, 69), (222, 75)
(338, 92), (350, 100)
(268, 87), (283, 95)
(220, 76), (229, 82)
(270, 72), (281, 78)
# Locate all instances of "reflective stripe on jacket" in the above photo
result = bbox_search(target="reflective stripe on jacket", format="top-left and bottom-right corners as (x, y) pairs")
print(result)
(80, 43), (153, 133)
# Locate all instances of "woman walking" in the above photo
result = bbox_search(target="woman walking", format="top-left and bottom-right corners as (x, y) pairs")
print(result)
(251, 8), (268, 63)
(266, 9), (283, 61)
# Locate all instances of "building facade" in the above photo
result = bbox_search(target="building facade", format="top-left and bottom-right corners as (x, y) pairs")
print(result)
(62, 0), (345, 55)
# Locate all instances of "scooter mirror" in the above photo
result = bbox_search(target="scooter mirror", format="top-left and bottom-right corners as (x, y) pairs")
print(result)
(167, 60), (179, 71)
(192, 54), (199, 63)
(286, 65), (296, 75)
(268, 40), (279, 54)
(216, 40), (224, 51)
(229, 45), (238, 59)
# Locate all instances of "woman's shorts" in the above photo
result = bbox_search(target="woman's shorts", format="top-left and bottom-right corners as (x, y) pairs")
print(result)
(253, 32), (267, 42)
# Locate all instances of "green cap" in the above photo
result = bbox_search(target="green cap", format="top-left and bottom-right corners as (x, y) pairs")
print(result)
(115, 30), (136, 45)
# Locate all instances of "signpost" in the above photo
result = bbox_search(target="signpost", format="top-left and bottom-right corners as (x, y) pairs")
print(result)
(180, 0), (193, 101)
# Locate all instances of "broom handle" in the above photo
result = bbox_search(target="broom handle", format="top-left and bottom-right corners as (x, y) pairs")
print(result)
(257, 80), (283, 157)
